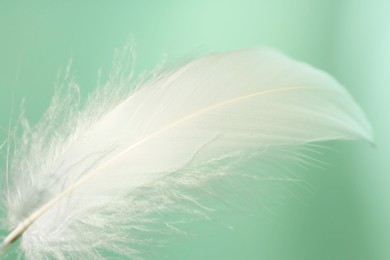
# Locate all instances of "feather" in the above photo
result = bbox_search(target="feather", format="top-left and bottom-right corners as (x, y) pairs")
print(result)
(0, 47), (372, 259)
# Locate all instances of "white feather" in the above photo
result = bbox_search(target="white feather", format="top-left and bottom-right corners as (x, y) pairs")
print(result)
(1, 48), (372, 259)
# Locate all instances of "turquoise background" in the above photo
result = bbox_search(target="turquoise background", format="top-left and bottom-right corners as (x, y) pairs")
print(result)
(0, 1), (389, 259)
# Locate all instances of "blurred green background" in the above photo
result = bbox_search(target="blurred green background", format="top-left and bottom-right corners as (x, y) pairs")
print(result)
(0, 1), (389, 259)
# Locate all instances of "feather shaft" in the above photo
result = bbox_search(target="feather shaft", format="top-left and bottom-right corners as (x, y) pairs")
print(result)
(2, 86), (315, 251)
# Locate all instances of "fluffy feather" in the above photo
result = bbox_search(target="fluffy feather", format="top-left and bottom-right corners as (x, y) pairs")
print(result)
(0, 47), (372, 259)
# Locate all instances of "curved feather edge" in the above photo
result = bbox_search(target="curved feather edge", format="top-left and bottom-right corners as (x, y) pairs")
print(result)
(0, 47), (372, 259)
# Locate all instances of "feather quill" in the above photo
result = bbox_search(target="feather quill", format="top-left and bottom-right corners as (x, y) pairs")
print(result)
(0, 47), (372, 259)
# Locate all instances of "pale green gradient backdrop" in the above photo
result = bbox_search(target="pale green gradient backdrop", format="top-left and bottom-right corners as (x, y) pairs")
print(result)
(0, 1), (388, 259)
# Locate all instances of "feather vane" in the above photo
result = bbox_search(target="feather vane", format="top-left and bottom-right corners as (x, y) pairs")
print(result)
(0, 48), (372, 259)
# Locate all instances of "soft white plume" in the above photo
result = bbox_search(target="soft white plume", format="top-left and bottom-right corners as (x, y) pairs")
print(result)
(0, 47), (372, 259)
